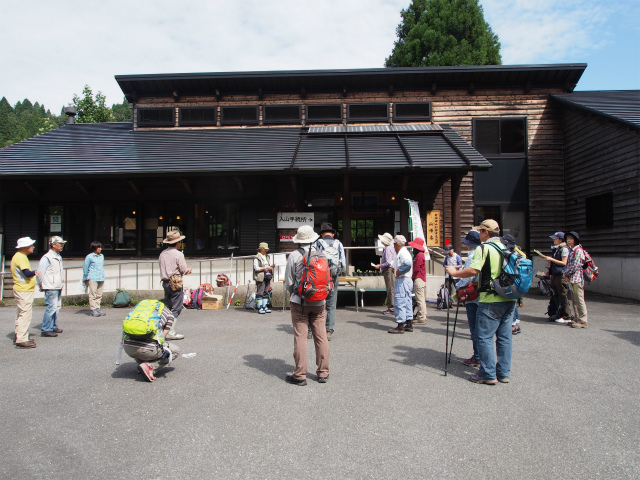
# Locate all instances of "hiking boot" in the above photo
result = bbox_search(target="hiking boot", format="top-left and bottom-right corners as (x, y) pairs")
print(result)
(463, 356), (481, 367)
(165, 332), (184, 340)
(16, 340), (36, 349)
(469, 373), (497, 385)
(318, 376), (329, 384)
(98, 309), (106, 316)
(512, 324), (521, 334)
(138, 362), (156, 382)
(388, 323), (405, 334)
(52, 328), (63, 333)
(285, 375), (307, 386)
(413, 318), (426, 324)
(570, 322), (588, 329)
(89, 310), (101, 317)
(326, 331), (333, 341)
(41, 331), (58, 337)
(498, 377), (510, 383)
(404, 321), (414, 332)
(383, 309), (393, 315)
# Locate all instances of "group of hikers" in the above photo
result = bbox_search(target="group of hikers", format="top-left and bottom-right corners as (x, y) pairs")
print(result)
(10, 219), (593, 386)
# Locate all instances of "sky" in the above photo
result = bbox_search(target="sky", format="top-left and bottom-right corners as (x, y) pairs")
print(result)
(1, 0), (638, 113)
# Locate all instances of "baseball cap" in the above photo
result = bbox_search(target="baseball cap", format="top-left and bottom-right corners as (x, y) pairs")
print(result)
(472, 219), (500, 233)
(549, 232), (564, 240)
(50, 236), (67, 245)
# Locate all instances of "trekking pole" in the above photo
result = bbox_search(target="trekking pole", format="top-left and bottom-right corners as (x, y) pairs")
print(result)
(444, 295), (451, 376)
(448, 300), (461, 364)
(226, 282), (239, 309)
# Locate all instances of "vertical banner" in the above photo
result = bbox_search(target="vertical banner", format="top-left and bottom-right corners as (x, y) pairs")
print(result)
(407, 199), (430, 260)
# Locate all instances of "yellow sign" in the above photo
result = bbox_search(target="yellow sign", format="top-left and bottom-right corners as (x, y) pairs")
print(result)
(426, 210), (441, 247)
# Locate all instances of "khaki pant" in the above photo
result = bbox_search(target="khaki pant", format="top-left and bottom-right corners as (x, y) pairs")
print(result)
(88, 281), (104, 311)
(571, 282), (588, 324)
(14, 289), (34, 343)
(291, 302), (329, 380)
(383, 268), (395, 309)
(413, 277), (427, 321)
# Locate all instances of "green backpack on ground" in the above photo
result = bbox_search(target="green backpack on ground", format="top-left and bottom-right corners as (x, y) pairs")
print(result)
(122, 300), (164, 342)
(113, 288), (131, 308)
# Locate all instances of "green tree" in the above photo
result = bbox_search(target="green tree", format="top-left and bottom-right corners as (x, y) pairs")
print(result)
(71, 85), (114, 123)
(111, 97), (133, 122)
(385, 0), (501, 67)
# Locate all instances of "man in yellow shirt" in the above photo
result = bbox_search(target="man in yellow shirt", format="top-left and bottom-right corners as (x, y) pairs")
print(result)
(11, 237), (41, 348)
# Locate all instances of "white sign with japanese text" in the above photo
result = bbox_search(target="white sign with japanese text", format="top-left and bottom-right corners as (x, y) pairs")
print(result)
(277, 212), (314, 228)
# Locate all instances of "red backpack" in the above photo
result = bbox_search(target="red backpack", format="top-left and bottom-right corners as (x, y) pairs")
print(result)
(581, 248), (599, 283)
(297, 248), (333, 302)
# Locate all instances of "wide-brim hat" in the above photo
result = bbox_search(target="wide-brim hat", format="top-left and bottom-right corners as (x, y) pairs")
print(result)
(258, 242), (270, 251)
(293, 225), (319, 244)
(378, 233), (393, 246)
(473, 219), (500, 233)
(163, 230), (186, 244)
(16, 237), (36, 249)
(393, 234), (407, 246)
(566, 231), (580, 244)
(319, 222), (337, 235)
(408, 237), (426, 251)
(461, 230), (481, 248)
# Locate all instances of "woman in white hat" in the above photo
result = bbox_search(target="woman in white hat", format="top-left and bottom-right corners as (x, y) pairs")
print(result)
(374, 232), (396, 314)
(253, 242), (274, 314)
(11, 237), (41, 348)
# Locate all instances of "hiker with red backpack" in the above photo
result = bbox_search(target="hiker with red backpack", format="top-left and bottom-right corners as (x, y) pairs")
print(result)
(564, 231), (589, 329)
(284, 225), (330, 386)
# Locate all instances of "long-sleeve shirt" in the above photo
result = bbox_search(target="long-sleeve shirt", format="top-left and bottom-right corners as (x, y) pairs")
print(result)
(564, 245), (585, 284)
(159, 247), (189, 281)
(412, 251), (426, 282)
(285, 245), (326, 307)
(83, 252), (105, 281)
(380, 244), (396, 272)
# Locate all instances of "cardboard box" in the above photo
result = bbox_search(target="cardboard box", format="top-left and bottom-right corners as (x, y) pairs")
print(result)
(202, 294), (224, 310)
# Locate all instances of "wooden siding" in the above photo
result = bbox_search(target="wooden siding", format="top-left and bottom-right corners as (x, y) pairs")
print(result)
(131, 87), (570, 252)
(562, 109), (640, 255)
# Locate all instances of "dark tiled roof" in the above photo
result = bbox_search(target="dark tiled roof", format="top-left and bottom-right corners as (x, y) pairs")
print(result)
(116, 64), (587, 101)
(552, 90), (640, 129)
(0, 123), (490, 176)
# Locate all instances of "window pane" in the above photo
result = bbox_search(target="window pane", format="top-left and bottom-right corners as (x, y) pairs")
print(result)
(94, 206), (114, 251)
(586, 193), (614, 228)
(348, 104), (388, 121)
(114, 205), (137, 251)
(138, 108), (174, 126)
(475, 120), (500, 155)
(394, 102), (431, 120)
(307, 104), (342, 122)
(221, 106), (258, 125)
(180, 108), (217, 125)
(501, 119), (526, 154)
(264, 105), (301, 124)
(143, 204), (164, 250)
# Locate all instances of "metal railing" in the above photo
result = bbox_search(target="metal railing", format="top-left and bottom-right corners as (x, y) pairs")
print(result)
(2, 246), (448, 299)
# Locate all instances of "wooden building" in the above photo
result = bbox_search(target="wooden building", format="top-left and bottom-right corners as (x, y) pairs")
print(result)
(1, 65), (638, 298)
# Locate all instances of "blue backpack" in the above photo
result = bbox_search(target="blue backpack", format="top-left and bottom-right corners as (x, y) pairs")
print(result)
(483, 242), (533, 300)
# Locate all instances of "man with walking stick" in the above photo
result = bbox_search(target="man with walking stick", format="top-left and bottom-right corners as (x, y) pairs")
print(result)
(446, 220), (516, 385)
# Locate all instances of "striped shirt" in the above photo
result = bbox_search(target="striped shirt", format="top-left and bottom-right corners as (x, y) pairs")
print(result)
(123, 307), (174, 351)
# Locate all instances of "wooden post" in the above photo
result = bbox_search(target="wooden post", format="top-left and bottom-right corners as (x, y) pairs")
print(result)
(451, 174), (463, 254)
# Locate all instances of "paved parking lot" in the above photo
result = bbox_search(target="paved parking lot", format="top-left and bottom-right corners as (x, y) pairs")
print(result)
(1, 292), (639, 479)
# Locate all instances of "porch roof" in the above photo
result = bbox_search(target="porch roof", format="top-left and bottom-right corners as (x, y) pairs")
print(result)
(0, 123), (491, 176)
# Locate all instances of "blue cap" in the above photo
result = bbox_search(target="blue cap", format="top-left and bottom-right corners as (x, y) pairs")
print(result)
(461, 230), (481, 248)
(549, 232), (564, 240)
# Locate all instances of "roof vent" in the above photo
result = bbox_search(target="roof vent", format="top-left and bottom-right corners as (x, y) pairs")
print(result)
(64, 107), (77, 124)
